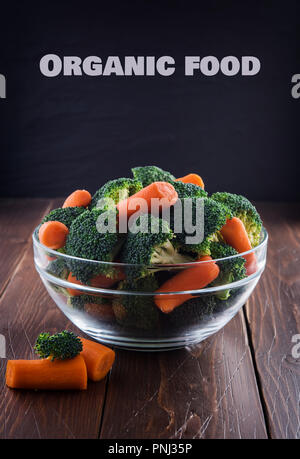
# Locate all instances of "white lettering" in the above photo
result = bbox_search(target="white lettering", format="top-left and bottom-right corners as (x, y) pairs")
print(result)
(40, 54), (62, 77)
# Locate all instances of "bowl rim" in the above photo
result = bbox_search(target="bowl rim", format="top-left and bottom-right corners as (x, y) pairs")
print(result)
(35, 261), (266, 296)
(33, 227), (268, 296)
(32, 226), (268, 267)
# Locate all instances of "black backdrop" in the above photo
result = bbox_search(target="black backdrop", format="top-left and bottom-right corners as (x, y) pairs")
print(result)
(0, 1), (300, 201)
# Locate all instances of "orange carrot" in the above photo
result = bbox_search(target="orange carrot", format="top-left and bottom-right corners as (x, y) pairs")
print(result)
(67, 270), (125, 296)
(155, 256), (220, 313)
(117, 181), (178, 220)
(66, 272), (85, 296)
(63, 189), (92, 208)
(176, 173), (205, 189)
(80, 337), (115, 381)
(6, 355), (87, 390)
(46, 255), (56, 261)
(84, 303), (115, 322)
(89, 270), (126, 288)
(220, 217), (257, 275)
(39, 221), (69, 250)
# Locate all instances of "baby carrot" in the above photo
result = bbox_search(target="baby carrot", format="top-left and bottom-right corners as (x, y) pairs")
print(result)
(6, 355), (87, 390)
(220, 217), (257, 275)
(67, 271), (125, 296)
(175, 173), (205, 189)
(117, 181), (178, 220)
(89, 270), (126, 288)
(39, 221), (69, 250)
(66, 272), (85, 296)
(84, 303), (115, 322)
(80, 337), (115, 381)
(155, 256), (220, 313)
(63, 189), (92, 208)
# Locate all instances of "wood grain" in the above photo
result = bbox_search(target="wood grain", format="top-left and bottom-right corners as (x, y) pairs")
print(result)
(100, 310), (267, 439)
(0, 200), (299, 439)
(0, 199), (52, 296)
(245, 203), (300, 439)
(0, 198), (107, 439)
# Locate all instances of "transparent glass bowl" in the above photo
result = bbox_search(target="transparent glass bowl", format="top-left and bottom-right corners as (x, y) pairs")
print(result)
(33, 228), (268, 351)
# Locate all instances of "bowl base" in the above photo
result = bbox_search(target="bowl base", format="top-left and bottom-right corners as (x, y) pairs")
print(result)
(76, 326), (215, 352)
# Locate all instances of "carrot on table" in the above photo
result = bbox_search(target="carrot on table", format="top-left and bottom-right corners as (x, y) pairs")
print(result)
(6, 355), (87, 390)
(117, 181), (178, 221)
(220, 217), (257, 275)
(155, 255), (220, 313)
(175, 173), (205, 189)
(80, 337), (115, 381)
(39, 221), (69, 250)
(63, 189), (92, 208)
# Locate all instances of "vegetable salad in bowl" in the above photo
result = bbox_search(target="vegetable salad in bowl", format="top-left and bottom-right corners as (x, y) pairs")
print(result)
(33, 166), (267, 350)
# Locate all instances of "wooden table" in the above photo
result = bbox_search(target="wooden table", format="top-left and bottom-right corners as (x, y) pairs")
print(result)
(0, 200), (299, 439)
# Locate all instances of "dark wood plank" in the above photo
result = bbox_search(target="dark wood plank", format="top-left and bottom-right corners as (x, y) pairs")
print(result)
(100, 310), (267, 439)
(0, 207), (107, 439)
(0, 198), (53, 296)
(0, 198), (52, 240)
(245, 202), (300, 439)
(3, 200), (298, 439)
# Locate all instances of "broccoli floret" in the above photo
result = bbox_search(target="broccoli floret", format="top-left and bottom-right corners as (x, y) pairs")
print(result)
(168, 295), (217, 327)
(47, 258), (69, 279)
(113, 276), (160, 330)
(49, 282), (71, 297)
(42, 207), (86, 229)
(67, 294), (109, 309)
(170, 181), (207, 200)
(67, 294), (102, 309)
(211, 192), (262, 247)
(91, 177), (142, 209)
(120, 214), (193, 279)
(209, 241), (246, 300)
(85, 302), (115, 322)
(131, 165), (175, 187)
(34, 330), (82, 360)
(47, 261), (71, 297)
(171, 197), (232, 255)
(65, 208), (124, 282)
(67, 294), (114, 321)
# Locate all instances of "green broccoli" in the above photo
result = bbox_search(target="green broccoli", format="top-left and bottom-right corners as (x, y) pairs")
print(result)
(211, 192), (262, 247)
(47, 258), (69, 280)
(65, 208), (124, 282)
(47, 260), (71, 297)
(91, 177), (142, 209)
(170, 181), (207, 200)
(34, 330), (82, 360)
(67, 295), (114, 322)
(168, 295), (217, 327)
(209, 241), (246, 300)
(41, 206), (86, 229)
(68, 294), (101, 309)
(113, 276), (160, 330)
(171, 197), (232, 255)
(131, 165), (175, 187)
(67, 294), (108, 309)
(120, 214), (194, 279)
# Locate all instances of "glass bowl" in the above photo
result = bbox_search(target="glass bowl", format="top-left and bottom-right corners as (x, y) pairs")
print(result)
(32, 228), (268, 351)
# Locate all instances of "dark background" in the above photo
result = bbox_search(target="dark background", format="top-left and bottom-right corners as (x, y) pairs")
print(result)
(0, 1), (299, 201)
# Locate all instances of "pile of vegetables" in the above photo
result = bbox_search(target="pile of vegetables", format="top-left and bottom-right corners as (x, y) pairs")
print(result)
(6, 331), (115, 390)
(37, 165), (262, 330)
